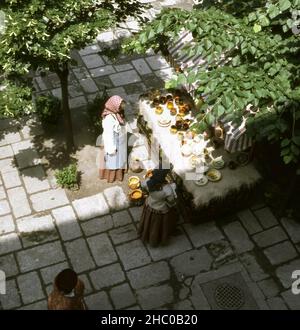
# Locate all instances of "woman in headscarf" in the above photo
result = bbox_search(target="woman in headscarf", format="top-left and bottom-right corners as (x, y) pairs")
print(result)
(99, 95), (128, 183)
(139, 169), (178, 247)
(47, 269), (86, 310)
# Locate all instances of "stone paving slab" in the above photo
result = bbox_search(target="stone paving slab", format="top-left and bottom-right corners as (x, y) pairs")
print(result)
(281, 217), (300, 244)
(0, 158), (17, 174)
(82, 54), (105, 69)
(116, 240), (151, 270)
(69, 96), (87, 109)
(17, 241), (66, 273)
(252, 226), (288, 248)
(0, 279), (21, 309)
(30, 189), (69, 212)
(81, 215), (113, 236)
(7, 187), (31, 218)
(80, 274), (93, 295)
(18, 300), (48, 310)
(114, 64), (134, 72)
(263, 241), (298, 266)
(238, 209), (263, 235)
(275, 259), (300, 288)
(89, 263), (125, 290)
(103, 186), (130, 211)
(0, 199), (11, 216)
(145, 55), (169, 70)
(109, 283), (136, 309)
(0, 186), (5, 200)
(20, 118), (44, 140)
(240, 253), (269, 282)
(0, 145), (14, 159)
(189, 282), (211, 310)
(2, 170), (22, 189)
(132, 59), (152, 75)
(65, 238), (95, 273)
(80, 78), (99, 94)
(52, 206), (82, 241)
(112, 210), (133, 227)
(17, 271), (45, 304)
(0, 214), (15, 235)
(127, 261), (170, 290)
(137, 284), (174, 309)
(21, 165), (50, 194)
(12, 140), (41, 169)
(85, 291), (113, 310)
(72, 193), (110, 221)
(51, 88), (62, 99)
(68, 84), (84, 98)
(110, 70), (142, 87)
(254, 207), (278, 229)
(40, 261), (70, 285)
(107, 87), (128, 98)
(257, 278), (280, 298)
(90, 65), (116, 78)
(0, 254), (19, 277)
(126, 305), (141, 310)
(174, 299), (195, 310)
(223, 221), (254, 254)
(281, 290), (300, 309)
(87, 233), (118, 267)
(16, 214), (58, 247)
(72, 67), (91, 80)
(0, 233), (22, 255)
(170, 248), (213, 280)
(129, 206), (143, 222)
(267, 297), (288, 310)
(0, 131), (21, 146)
(147, 231), (193, 261)
(183, 222), (224, 248)
(79, 44), (101, 56)
(109, 224), (138, 245)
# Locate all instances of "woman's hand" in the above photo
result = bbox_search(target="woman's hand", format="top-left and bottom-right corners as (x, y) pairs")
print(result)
(109, 149), (117, 156)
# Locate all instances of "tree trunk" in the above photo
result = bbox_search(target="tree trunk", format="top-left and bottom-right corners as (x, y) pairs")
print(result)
(56, 64), (75, 152)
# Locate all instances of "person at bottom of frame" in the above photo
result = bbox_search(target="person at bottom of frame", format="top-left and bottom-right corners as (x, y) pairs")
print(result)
(48, 269), (87, 310)
(138, 169), (178, 247)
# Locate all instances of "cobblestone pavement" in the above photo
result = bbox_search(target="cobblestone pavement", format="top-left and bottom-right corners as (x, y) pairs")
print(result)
(1, 0), (300, 310)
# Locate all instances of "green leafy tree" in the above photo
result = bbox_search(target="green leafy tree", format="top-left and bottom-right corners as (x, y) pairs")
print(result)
(0, 0), (148, 151)
(124, 0), (300, 165)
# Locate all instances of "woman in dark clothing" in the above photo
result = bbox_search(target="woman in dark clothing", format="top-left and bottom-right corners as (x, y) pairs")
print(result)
(48, 269), (86, 310)
(139, 169), (178, 247)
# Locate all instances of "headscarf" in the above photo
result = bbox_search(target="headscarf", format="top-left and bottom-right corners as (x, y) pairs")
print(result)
(55, 269), (78, 294)
(102, 95), (125, 125)
(146, 169), (170, 192)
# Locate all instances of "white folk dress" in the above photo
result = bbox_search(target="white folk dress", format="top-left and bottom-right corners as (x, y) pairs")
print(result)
(102, 114), (127, 170)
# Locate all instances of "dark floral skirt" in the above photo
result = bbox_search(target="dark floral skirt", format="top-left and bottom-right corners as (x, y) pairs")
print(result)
(138, 203), (178, 247)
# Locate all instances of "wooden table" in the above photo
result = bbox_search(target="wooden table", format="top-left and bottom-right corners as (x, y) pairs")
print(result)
(138, 97), (262, 222)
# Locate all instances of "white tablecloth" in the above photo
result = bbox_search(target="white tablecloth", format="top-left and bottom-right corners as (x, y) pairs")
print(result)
(139, 99), (262, 208)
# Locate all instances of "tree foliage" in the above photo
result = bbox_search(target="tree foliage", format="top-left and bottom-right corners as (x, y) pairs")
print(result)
(0, 0), (148, 150)
(124, 0), (300, 165)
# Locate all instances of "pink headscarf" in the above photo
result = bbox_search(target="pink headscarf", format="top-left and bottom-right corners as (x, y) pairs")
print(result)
(102, 95), (125, 125)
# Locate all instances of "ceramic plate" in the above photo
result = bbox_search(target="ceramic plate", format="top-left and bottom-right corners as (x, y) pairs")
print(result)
(206, 169), (222, 182)
(211, 159), (225, 169)
(194, 176), (208, 186)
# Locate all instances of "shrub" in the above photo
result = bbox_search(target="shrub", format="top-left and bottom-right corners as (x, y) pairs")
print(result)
(0, 78), (34, 118)
(55, 164), (79, 190)
(35, 94), (61, 124)
(87, 89), (109, 134)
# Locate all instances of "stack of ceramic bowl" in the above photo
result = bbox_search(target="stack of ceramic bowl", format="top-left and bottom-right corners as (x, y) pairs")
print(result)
(128, 176), (143, 206)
